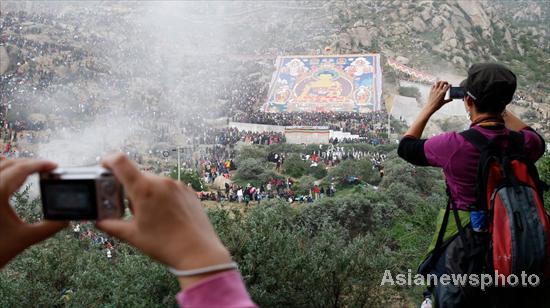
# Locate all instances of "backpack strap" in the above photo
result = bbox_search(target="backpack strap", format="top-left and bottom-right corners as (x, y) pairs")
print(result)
(460, 129), (493, 210)
(426, 182), (469, 274)
(460, 128), (490, 152)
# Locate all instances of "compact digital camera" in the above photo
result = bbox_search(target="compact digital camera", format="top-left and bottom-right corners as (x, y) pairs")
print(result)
(40, 167), (124, 220)
(449, 86), (465, 99)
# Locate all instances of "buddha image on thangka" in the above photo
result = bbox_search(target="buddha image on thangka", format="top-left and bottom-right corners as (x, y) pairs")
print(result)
(294, 68), (353, 104)
(265, 55), (381, 113)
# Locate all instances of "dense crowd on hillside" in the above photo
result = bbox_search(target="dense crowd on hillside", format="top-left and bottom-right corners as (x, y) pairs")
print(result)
(199, 180), (337, 204)
(191, 127), (285, 146)
(2, 7), (545, 207)
(232, 110), (391, 137)
(196, 144), (387, 204)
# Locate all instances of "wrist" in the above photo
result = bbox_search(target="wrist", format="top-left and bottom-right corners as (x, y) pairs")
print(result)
(176, 247), (234, 290)
(422, 105), (438, 116)
(171, 245), (232, 289)
(177, 269), (235, 290)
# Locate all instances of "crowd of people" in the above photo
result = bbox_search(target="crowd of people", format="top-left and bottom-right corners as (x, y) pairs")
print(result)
(191, 127), (285, 146)
(232, 110), (391, 137)
(271, 146), (387, 170)
(72, 223), (116, 261)
(199, 180), (337, 204)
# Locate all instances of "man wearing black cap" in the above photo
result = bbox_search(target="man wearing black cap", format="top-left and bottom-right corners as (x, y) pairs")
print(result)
(462, 63), (519, 124)
(398, 63), (548, 307)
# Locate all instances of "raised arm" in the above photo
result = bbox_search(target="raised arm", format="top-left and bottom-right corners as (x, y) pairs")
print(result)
(403, 81), (451, 138)
(502, 109), (530, 132)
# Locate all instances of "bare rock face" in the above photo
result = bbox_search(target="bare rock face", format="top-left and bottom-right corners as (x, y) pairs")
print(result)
(392, 23), (410, 36)
(452, 56), (466, 67)
(456, 1), (493, 38)
(399, 8), (410, 18)
(442, 24), (457, 41)
(504, 28), (514, 49)
(420, 7), (432, 21)
(431, 15), (445, 28)
(396, 56), (410, 65)
(412, 16), (427, 32)
(337, 32), (353, 51)
(350, 26), (373, 47)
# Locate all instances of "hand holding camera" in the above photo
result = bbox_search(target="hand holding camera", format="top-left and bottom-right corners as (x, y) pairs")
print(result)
(1, 154), (232, 289)
(95, 153), (232, 287)
(0, 159), (68, 268)
(424, 81), (453, 113)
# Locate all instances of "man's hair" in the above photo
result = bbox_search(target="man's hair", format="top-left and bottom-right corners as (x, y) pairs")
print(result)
(472, 96), (507, 114)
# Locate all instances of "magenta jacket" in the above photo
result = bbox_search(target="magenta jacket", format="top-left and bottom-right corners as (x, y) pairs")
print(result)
(398, 124), (545, 210)
(176, 270), (257, 307)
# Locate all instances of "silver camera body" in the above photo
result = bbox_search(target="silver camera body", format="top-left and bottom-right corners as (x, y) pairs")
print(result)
(40, 167), (124, 220)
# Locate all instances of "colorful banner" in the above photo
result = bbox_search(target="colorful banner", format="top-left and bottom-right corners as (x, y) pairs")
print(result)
(264, 54), (383, 113)
(386, 58), (437, 84)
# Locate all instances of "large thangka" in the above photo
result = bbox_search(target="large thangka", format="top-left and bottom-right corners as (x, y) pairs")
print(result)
(264, 54), (383, 113)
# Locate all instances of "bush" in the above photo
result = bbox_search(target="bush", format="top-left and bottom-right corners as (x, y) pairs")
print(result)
(1, 143), (448, 307)
(283, 154), (309, 178)
(296, 175), (316, 195)
(308, 162), (328, 179)
(210, 200), (401, 306)
(236, 145), (268, 164)
(169, 168), (204, 191)
(328, 159), (375, 185)
(232, 158), (268, 187)
(398, 86), (421, 100)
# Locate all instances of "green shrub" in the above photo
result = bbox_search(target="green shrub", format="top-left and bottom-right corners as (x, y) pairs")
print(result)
(308, 162), (328, 179)
(1, 143), (450, 307)
(236, 145), (268, 164)
(398, 86), (421, 99)
(169, 168), (204, 191)
(328, 159), (375, 185)
(283, 154), (309, 178)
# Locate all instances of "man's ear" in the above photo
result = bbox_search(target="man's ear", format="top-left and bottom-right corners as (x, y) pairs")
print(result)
(464, 95), (475, 109)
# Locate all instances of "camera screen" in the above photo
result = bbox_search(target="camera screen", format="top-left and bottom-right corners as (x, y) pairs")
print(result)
(41, 180), (97, 220)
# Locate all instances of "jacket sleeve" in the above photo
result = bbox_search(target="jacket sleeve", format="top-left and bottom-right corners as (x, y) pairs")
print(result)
(397, 135), (430, 166)
(176, 270), (257, 308)
(521, 127), (546, 161)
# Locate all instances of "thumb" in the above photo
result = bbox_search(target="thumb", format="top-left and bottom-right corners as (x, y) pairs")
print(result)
(95, 219), (135, 243)
(22, 220), (68, 245)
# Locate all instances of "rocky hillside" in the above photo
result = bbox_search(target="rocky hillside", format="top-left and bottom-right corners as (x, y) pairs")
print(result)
(1, 0), (548, 117)
(326, 0), (549, 96)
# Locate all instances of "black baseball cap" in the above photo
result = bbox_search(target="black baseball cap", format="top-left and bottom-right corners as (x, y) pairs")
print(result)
(461, 63), (516, 109)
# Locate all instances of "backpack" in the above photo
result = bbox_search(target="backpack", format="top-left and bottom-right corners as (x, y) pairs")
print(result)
(460, 128), (550, 281)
